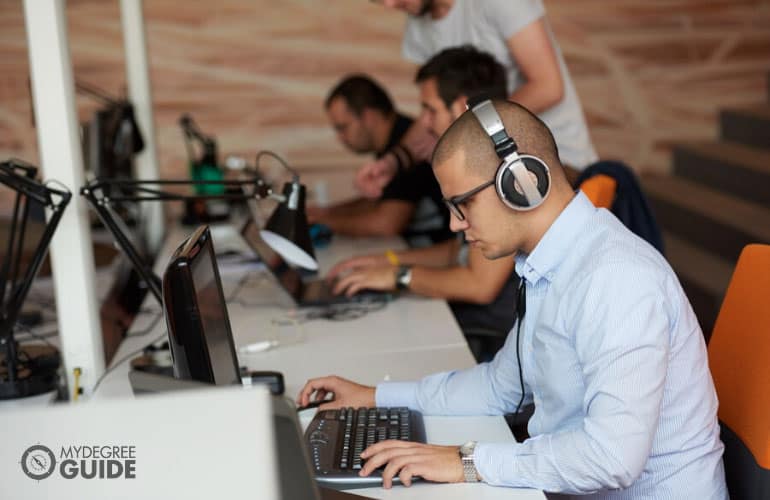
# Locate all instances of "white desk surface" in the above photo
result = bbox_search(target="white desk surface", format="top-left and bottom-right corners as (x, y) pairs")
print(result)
(94, 228), (544, 499)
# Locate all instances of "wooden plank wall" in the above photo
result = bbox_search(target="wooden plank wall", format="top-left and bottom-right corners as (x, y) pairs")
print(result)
(1, 0), (769, 213)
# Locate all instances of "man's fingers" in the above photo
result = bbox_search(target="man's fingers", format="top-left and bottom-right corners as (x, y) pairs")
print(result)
(345, 280), (365, 297)
(297, 376), (337, 406)
(361, 439), (413, 459)
(314, 389), (328, 403)
(359, 441), (416, 476)
(381, 455), (415, 489)
(332, 274), (356, 295)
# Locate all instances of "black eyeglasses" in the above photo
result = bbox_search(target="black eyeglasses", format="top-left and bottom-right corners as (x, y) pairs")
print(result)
(442, 179), (495, 221)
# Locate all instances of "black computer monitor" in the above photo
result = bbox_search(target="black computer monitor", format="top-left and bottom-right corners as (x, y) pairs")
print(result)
(83, 102), (144, 181)
(162, 225), (240, 386)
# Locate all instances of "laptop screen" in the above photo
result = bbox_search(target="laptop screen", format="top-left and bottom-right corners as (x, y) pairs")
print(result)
(241, 219), (305, 303)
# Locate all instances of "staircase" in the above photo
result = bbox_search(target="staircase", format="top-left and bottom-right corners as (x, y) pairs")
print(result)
(643, 84), (770, 339)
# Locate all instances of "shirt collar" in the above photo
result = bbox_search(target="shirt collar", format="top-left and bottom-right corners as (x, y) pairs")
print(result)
(515, 191), (594, 285)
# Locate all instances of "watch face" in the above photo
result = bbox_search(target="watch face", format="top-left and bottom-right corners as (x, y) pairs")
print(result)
(460, 441), (475, 456)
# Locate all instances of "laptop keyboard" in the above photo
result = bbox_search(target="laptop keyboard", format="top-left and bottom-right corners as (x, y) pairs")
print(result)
(305, 407), (426, 487)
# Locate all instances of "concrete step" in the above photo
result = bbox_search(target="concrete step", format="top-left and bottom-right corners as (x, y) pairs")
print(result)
(672, 141), (770, 206)
(720, 105), (770, 151)
(663, 231), (734, 339)
(643, 174), (770, 262)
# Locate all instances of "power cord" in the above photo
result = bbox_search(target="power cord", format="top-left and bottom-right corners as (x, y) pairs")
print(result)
(90, 331), (167, 395)
(124, 311), (164, 338)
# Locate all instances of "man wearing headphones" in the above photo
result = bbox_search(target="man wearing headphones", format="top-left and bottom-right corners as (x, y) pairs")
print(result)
(299, 100), (727, 498)
(310, 75), (451, 246)
(328, 47), (520, 359)
(355, 0), (598, 198)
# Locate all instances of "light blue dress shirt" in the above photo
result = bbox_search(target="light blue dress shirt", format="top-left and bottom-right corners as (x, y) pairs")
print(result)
(377, 191), (727, 499)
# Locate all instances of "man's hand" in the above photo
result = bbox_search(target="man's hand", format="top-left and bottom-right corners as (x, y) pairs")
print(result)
(332, 266), (397, 297)
(354, 155), (398, 199)
(326, 254), (390, 281)
(359, 441), (465, 488)
(296, 375), (376, 410)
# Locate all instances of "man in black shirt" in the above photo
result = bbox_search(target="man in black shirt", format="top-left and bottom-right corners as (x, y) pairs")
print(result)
(311, 75), (451, 246)
(328, 47), (520, 360)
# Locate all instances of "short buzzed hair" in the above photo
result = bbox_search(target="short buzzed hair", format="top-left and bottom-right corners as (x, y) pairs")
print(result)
(433, 100), (561, 179)
(325, 74), (395, 117)
(415, 45), (507, 109)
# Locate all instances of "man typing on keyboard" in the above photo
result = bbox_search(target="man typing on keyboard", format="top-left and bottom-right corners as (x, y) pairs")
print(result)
(298, 100), (727, 499)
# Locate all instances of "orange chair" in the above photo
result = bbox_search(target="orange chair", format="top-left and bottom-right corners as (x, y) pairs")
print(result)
(708, 244), (770, 500)
(579, 174), (617, 209)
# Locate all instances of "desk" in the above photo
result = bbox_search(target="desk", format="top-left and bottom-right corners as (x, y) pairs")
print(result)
(95, 228), (544, 499)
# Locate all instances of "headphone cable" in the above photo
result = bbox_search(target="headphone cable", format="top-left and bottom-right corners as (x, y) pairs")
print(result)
(513, 278), (527, 419)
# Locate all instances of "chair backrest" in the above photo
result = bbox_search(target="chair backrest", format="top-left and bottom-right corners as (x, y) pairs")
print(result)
(708, 243), (770, 499)
(579, 174), (617, 209)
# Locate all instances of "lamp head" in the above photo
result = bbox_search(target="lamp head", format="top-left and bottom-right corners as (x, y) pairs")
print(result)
(260, 180), (318, 271)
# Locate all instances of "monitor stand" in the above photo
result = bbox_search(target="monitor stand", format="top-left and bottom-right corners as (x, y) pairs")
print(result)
(130, 353), (174, 378)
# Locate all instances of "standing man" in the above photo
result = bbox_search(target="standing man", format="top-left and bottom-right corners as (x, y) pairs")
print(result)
(300, 100), (727, 498)
(356, 0), (598, 197)
(313, 75), (451, 246)
(329, 47), (518, 359)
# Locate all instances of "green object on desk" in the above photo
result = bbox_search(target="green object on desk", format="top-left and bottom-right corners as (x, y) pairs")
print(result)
(190, 161), (225, 195)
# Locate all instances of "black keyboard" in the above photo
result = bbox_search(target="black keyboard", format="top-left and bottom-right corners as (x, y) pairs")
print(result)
(305, 407), (426, 487)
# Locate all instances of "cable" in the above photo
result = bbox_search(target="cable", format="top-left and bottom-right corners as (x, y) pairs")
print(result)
(225, 271), (255, 303)
(512, 279), (527, 419)
(90, 331), (167, 395)
(124, 311), (164, 338)
(255, 150), (299, 181)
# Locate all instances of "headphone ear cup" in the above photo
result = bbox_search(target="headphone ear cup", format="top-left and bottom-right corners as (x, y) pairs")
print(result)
(495, 155), (551, 210)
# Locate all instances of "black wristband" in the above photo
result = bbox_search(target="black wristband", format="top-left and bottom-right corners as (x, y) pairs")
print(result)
(390, 144), (412, 172)
(398, 143), (413, 169)
(388, 148), (405, 172)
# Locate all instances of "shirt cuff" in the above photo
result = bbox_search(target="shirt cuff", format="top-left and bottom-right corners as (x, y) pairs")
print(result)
(375, 381), (419, 409)
(473, 442), (523, 487)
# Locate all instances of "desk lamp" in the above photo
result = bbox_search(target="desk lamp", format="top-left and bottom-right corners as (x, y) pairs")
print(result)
(80, 151), (318, 306)
(0, 159), (71, 399)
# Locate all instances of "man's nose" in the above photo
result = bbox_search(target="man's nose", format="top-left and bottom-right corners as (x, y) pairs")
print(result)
(449, 213), (469, 233)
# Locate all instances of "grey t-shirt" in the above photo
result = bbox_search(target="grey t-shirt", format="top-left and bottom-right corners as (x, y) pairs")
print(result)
(402, 0), (598, 169)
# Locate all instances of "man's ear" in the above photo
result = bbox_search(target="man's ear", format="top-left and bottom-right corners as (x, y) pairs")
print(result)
(451, 95), (468, 119)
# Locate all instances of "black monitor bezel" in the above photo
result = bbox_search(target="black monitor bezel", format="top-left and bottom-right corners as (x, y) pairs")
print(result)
(162, 225), (240, 386)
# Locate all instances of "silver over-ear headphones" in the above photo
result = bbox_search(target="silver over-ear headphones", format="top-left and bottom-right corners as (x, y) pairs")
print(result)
(470, 100), (550, 211)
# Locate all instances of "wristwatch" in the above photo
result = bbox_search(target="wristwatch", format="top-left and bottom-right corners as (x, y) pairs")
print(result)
(395, 265), (412, 290)
(459, 441), (480, 482)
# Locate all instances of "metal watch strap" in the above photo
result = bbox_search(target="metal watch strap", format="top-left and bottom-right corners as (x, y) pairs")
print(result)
(395, 265), (412, 290)
(460, 441), (480, 482)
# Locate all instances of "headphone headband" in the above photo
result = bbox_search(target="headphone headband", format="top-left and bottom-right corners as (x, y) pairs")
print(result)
(470, 100), (518, 159)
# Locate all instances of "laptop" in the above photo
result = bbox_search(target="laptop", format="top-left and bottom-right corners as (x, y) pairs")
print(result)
(240, 219), (389, 307)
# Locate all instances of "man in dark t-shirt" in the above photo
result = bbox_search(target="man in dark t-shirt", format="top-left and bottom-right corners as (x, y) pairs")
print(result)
(310, 75), (451, 245)
(327, 47), (520, 361)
